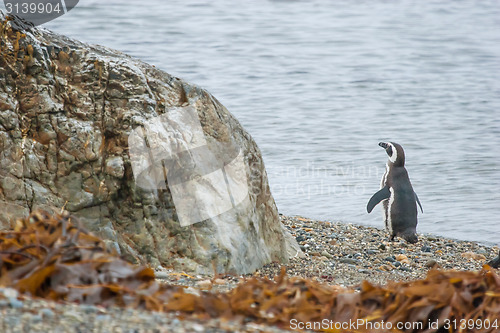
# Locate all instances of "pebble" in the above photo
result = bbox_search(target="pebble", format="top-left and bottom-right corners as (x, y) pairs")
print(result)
(421, 245), (432, 252)
(295, 235), (305, 242)
(321, 250), (333, 259)
(64, 310), (83, 322)
(461, 252), (486, 261)
(340, 258), (359, 265)
(379, 264), (393, 272)
(40, 308), (55, 318)
(155, 271), (169, 279)
(395, 254), (410, 265)
(197, 280), (212, 288)
(0, 288), (18, 299)
(425, 259), (439, 268)
(80, 305), (100, 314)
(31, 314), (43, 323)
(96, 314), (111, 322)
(9, 297), (24, 309)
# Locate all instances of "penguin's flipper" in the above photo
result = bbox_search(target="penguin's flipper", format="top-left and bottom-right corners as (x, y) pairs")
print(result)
(414, 192), (423, 213)
(367, 186), (391, 213)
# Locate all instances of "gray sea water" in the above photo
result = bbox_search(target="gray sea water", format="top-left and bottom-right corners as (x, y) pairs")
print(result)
(20, 0), (499, 244)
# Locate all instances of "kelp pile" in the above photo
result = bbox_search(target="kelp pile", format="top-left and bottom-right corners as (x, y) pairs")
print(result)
(1, 211), (499, 332)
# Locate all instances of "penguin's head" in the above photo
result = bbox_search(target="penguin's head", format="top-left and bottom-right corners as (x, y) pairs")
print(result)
(379, 142), (405, 166)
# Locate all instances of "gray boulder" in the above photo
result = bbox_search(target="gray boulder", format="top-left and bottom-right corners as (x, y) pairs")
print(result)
(0, 13), (301, 274)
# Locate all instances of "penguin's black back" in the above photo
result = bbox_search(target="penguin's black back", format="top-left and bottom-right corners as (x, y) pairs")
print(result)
(386, 166), (418, 235)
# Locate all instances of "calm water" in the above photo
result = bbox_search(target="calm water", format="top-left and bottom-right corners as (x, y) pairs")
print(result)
(25, 0), (500, 244)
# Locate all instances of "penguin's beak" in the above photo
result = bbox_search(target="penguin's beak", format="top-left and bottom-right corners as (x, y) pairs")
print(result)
(379, 142), (388, 149)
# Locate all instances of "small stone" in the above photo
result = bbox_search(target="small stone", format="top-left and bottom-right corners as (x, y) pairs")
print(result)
(155, 271), (169, 279)
(184, 287), (201, 296)
(80, 304), (99, 314)
(0, 288), (18, 299)
(30, 314), (43, 323)
(399, 266), (412, 272)
(40, 308), (55, 319)
(384, 256), (396, 263)
(321, 250), (332, 259)
(64, 310), (83, 322)
(214, 278), (225, 285)
(192, 323), (205, 332)
(366, 249), (378, 255)
(340, 258), (359, 265)
(395, 254), (410, 265)
(421, 245), (432, 252)
(379, 264), (393, 271)
(8, 297), (23, 309)
(295, 235), (305, 242)
(96, 315), (111, 322)
(476, 248), (487, 255)
(379, 243), (386, 251)
(461, 252), (486, 261)
(425, 259), (439, 268)
(197, 280), (212, 288)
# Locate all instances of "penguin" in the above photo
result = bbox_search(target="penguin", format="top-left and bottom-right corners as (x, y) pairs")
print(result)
(488, 250), (500, 268)
(367, 142), (423, 243)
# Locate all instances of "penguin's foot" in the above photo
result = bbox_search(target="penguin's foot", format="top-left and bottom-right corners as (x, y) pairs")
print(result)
(399, 230), (419, 244)
(488, 250), (500, 268)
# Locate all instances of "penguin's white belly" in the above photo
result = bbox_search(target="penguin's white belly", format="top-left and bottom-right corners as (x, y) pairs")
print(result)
(386, 187), (395, 234)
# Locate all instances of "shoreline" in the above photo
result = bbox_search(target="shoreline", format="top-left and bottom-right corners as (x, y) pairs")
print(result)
(1, 214), (498, 332)
(155, 214), (498, 290)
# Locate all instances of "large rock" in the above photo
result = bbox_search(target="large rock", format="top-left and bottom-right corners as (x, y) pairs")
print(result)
(0, 13), (301, 274)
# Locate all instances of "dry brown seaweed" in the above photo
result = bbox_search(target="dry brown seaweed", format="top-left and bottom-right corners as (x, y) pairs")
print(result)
(1, 211), (499, 332)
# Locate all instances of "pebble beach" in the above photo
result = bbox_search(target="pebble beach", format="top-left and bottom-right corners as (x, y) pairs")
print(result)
(1, 215), (498, 332)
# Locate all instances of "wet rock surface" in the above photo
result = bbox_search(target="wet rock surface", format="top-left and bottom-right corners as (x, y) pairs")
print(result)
(0, 13), (300, 274)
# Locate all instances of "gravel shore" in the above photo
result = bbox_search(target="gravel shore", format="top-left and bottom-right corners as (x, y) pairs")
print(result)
(1, 215), (498, 332)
